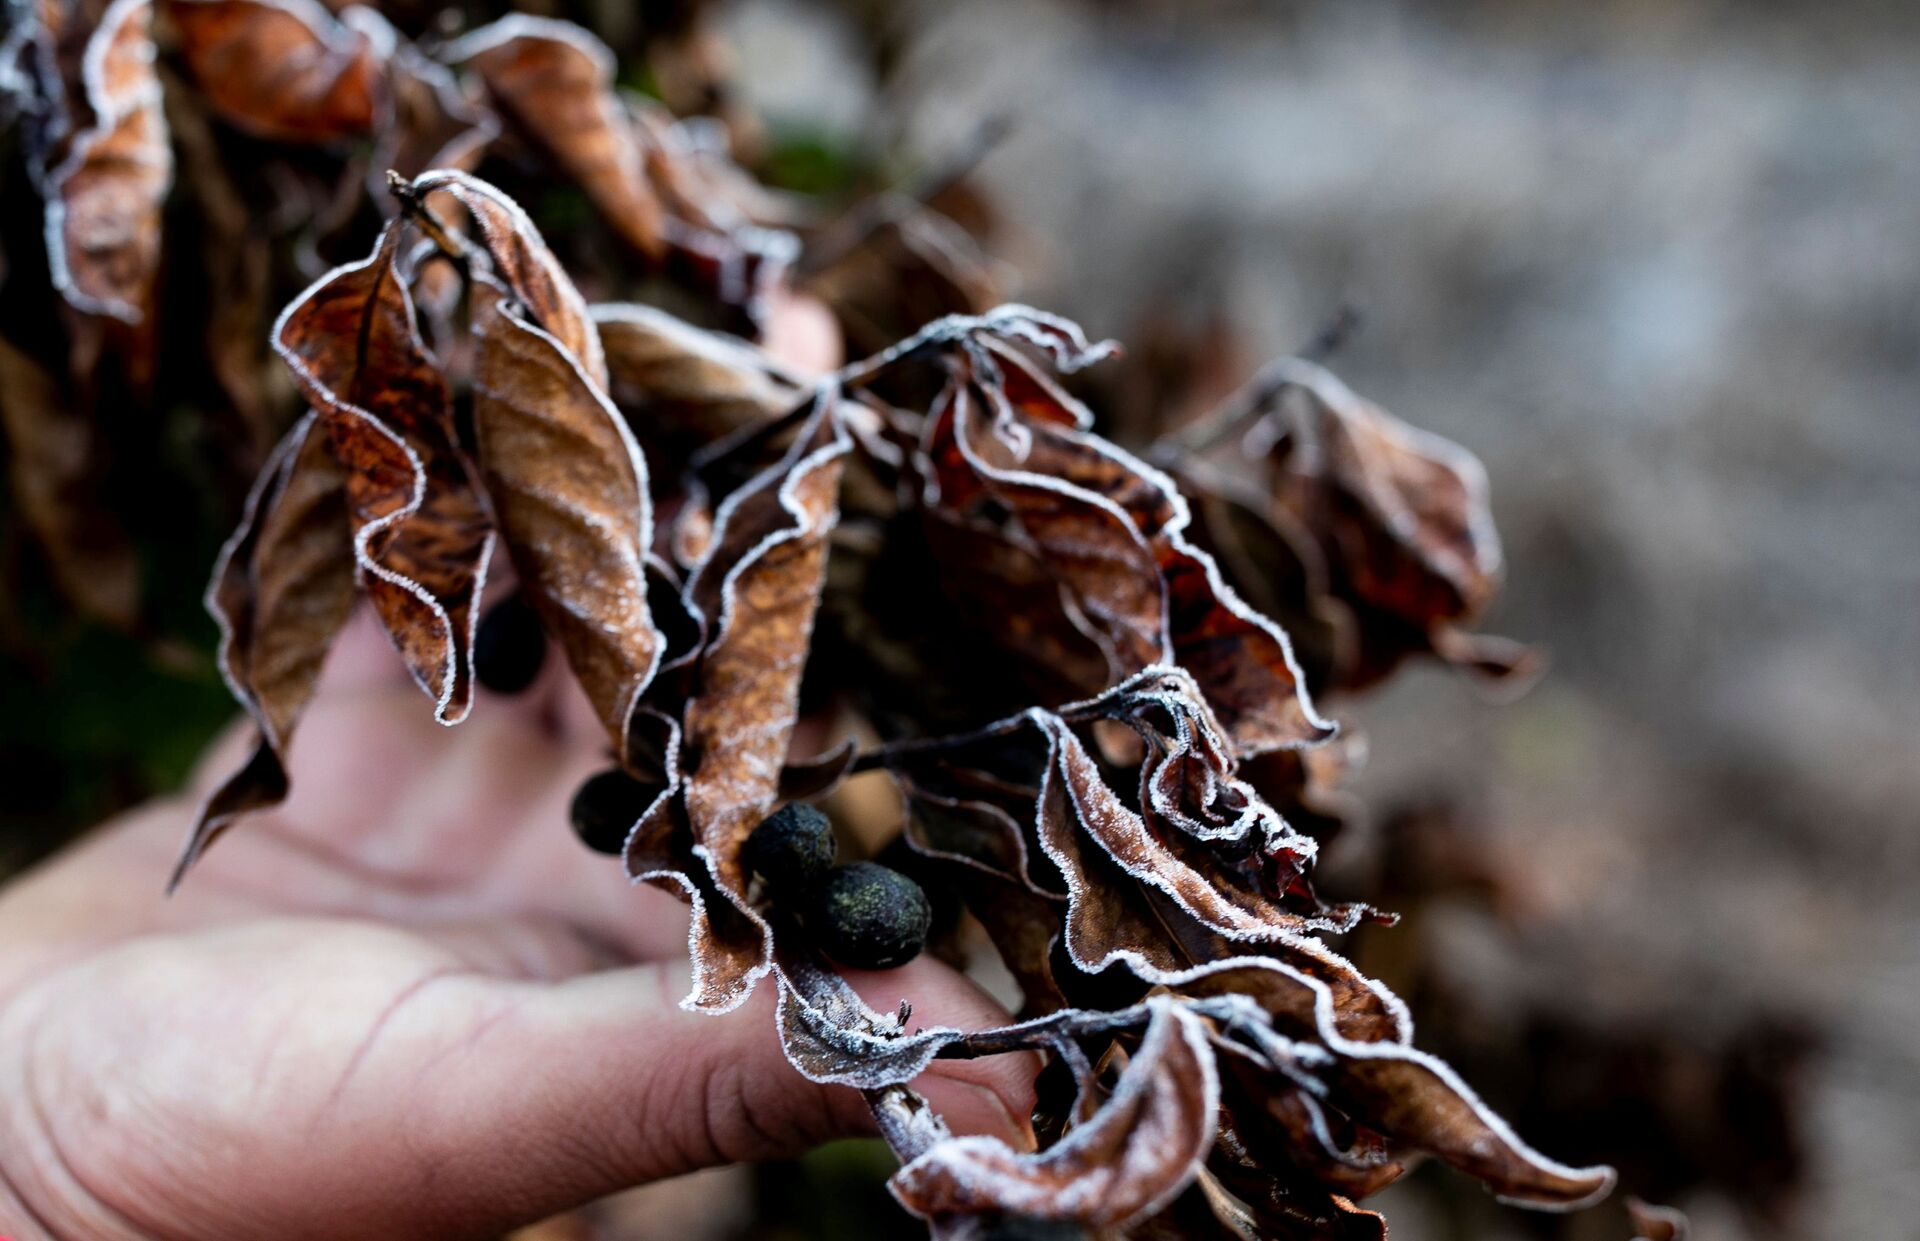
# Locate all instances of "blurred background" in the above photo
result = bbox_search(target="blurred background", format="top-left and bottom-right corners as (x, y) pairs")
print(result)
(4, 1), (1915, 1239)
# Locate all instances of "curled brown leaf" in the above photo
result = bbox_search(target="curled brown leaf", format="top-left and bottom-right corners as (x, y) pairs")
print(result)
(418, 171), (664, 757)
(166, 0), (384, 144)
(172, 413), (354, 887)
(1245, 358), (1538, 692)
(592, 300), (801, 459)
(272, 218), (493, 723)
(891, 997), (1218, 1229)
(669, 392), (850, 1009)
(914, 315), (1334, 754)
(38, 0), (171, 324)
(446, 15), (665, 260)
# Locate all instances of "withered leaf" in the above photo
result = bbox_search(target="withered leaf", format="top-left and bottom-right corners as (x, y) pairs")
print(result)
(1161, 954), (1615, 1211)
(166, 0), (384, 144)
(419, 170), (664, 757)
(1249, 358), (1539, 691)
(919, 317), (1333, 754)
(891, 998), (1217, 1229)
(273, 218), (493, 723)
(872, 660), (1607, 1214)
(666, 392), (851, 1010)
(446, 15), (666, 260)
(172, 413), (354, 887)
(39, 0), (171, 324)
(591, 301), (801, 460)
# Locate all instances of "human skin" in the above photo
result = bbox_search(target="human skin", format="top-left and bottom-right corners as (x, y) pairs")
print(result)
(0, 610), (1037, 1240)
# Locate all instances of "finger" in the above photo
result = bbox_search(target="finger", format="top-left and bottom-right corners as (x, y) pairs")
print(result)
(759, 286), (844, 376)
(307, 955), (1037, 1238)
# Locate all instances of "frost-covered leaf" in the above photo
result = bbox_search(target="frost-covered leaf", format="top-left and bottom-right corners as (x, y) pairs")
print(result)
(36, 0), (171, 324)
(1245, 358), (1539, 692)
(446, 15), (665, 260)
(891, 998), (1217, 1229)
(418, 170), (664, 758)
(916, 315), (1333, 754)
(273, 219), (493, 723)
(1158, 955), (1615, 1211)
(167, 0), (384, 144)
(655, 391), (851, 1010)
(592, 301), (801, 459)
(171, 413), (354, 886)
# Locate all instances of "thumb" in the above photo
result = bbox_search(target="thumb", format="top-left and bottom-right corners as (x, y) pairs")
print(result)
(305, 954), (1038, 1238)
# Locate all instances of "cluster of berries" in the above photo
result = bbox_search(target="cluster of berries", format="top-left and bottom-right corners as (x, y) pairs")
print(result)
(567, 773), (931, 972)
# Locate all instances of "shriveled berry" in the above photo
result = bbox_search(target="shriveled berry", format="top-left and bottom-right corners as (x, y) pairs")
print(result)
(474, 592), (546, 694)
(569, 768), (652, 855)
(802, 861), (931, 970)
(743, 802), (836, 891)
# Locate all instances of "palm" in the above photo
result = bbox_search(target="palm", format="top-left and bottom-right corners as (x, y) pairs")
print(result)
(0, 613), (1033, 1241)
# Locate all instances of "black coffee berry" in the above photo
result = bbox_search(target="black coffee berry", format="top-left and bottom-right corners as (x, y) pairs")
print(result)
(802, 861), (931, 971)
(569, 768), (653, 855)
(743, 803), (836, 891)
(474, 592), (546, 694)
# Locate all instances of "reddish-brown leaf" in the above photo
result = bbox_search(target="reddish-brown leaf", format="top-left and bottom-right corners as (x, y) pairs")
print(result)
(166, 0), (384, 144)
(591, 301), (800, 464)
(891, 998), (1217, 1229)
(171, 413), (354, 887)
(446, 15), (665, 260)
(419, 171), (665, 758)
(1251, 358), (1538, 691)
(668, 393), (850, 1009)
(38, 0), (170, 324)
(273, 219), (493, 723)
(921, 323), (1333, 754)
(1161, 954), (1615, 1211)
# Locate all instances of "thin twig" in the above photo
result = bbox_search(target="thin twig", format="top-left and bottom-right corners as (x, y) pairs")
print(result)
(385, 170), (476, 271)
(847, 711), (1034, 774)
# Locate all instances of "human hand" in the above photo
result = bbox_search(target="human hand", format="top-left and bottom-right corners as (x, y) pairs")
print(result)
(0, 611), (1036, 1241)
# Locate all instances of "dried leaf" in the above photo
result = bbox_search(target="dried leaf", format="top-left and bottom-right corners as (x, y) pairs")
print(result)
(665, 392), (851, 1010)
(446, 15), (665, 259)
(419, 170), (664, 756)
(167, 0), (384, 144)
(172, 413), (354, 886)
(891, 998), (1217, 1229)
(918, 317), (1333, 754)
(592, 301), (800, 459)
(1164, 955), (1614, 1211)
(1249, 359), (1537, 691)
(39, 0), (170, 323)
(272, 218), (493, 723)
